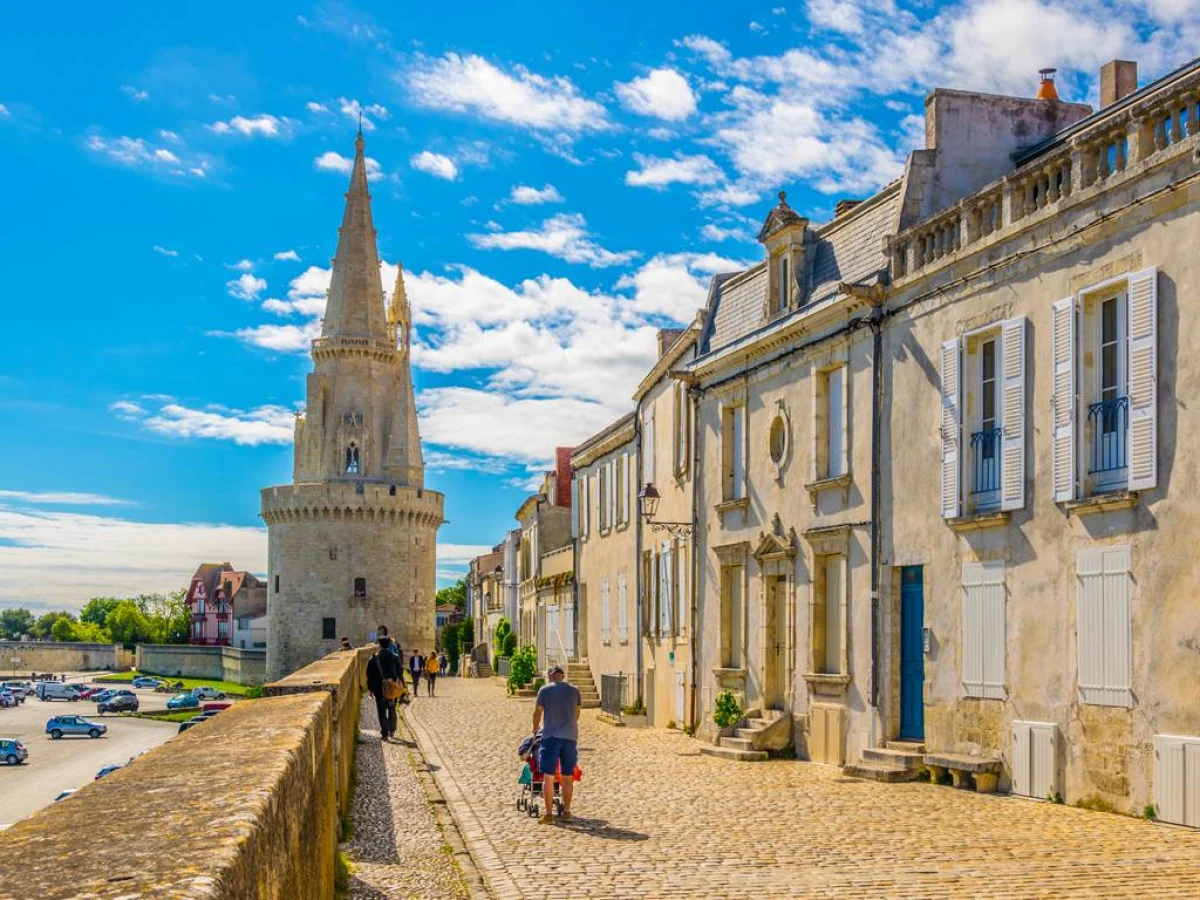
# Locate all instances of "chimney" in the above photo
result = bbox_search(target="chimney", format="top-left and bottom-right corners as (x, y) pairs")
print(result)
(554, 447), (573, 507)
(834, 199), (861, 217)
(1035, 68), (1059, 101)
(1100, 60), (1138, 108)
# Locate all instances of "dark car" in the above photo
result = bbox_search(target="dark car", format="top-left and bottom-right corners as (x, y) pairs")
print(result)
(177, 720), (201, 734)
(98, 694), (139, 714)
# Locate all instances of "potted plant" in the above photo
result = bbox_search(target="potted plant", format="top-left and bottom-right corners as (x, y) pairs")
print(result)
(712, 691), (743, 740)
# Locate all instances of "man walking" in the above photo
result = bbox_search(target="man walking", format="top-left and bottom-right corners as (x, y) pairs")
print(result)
(532, 664), (581, 824)
(366, 636), (403, 742)
(408, 649), (424, 697)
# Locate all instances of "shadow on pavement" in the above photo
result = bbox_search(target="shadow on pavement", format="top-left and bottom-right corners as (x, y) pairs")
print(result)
(348, 713), (400, 865)
(558, 817), (650, 841)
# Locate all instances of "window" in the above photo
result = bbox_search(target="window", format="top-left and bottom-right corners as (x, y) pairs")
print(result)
(345, 442), (360, 475)
(776, 253), (790, 312)
(322, 617), (337, 640)
(812, 556), (845, 675)
(600, 578), (611, 643)
(658, 541), (674, 636)
(676, 540), (688, 635)
(580, 473), (590, 538)
(353, 577), (366, 597)
(673, 382), (690, 477)
(721, 404), (746, 501)
(616, 453), (628, 526)
(570, 477), (580, 539)
(643, 406), (656, 484)
(1052, 269), (1157, 501)
(617, 572), (629, 642)
(769, 414), (787, 464)
(1076, 545), (1131, 707)
(719, 564), (743, 668)
(274, 575), (280, 593)
(942, 318), (1027, 517)
(598, 465), (609, 532)
(217, 619), (229, 639)
(197, 597), (206, 615)
(962, 561), (1006, 699)
(191, 621), (202, 639)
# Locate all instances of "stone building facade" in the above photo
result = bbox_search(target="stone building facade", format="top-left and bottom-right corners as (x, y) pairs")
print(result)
(262, 132), (444, 680)
(514, 453), (574, 654)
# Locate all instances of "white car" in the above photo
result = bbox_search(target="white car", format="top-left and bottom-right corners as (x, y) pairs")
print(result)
(189, 686), (227, 701)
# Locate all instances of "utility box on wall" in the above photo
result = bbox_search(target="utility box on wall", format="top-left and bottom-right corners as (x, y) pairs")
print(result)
(1154, 735), (1200, 827)
(1013, 721), (1058, 799)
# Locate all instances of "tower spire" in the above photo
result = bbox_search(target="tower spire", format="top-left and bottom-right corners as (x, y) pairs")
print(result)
(321, 131), (387, 340)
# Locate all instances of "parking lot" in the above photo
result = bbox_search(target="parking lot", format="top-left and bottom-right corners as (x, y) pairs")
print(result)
(0, 677), (180, 827)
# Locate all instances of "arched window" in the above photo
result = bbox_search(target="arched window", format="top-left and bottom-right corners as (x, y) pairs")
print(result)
(354, 577), (367, 597)
(345, 442), (360, 474)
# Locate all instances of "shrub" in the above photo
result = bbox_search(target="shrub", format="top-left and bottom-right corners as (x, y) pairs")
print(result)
(493, 618), (512, 656)
(507, 645), (537, 694)
(1144, 803), (1158, 821)
(712, 691), (742, 729)
(244, 685), (264, 700)
(502, 630), (517, 658)
(459, 618), (475, 656)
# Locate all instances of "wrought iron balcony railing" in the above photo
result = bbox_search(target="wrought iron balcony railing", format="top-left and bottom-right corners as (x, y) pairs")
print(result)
(969, 427), (1003, 497)
(1088, 396), (1129, 477)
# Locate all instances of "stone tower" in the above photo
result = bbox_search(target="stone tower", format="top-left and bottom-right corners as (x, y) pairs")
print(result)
(262, 131), (444, 680)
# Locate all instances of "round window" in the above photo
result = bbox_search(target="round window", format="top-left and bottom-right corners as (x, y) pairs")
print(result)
(769, 415), (787, 464)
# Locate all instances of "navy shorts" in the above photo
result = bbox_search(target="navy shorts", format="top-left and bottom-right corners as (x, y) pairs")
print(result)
(538, 736), (577, 775)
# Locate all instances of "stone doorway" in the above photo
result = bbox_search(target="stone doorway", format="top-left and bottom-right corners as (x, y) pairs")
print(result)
(763, 574), (789, 710)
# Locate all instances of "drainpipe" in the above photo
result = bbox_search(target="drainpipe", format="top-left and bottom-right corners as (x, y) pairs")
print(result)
(868, 298), (884, 721)
(634, 408), (644, 709)
(688, 379), (702, 732)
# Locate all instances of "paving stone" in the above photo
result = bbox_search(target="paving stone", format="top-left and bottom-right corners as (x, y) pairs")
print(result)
(406, 677), (1200, 899)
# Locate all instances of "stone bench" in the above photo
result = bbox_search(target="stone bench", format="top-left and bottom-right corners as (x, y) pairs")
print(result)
(923, 752), (1003, 793)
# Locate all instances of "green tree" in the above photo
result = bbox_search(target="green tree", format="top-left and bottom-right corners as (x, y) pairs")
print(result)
(105, 600), (153, 645)
(79, 597), (121, 628)
(435, 577), (467, 609)
(136, 590), (189, 644)
(458, 618), (475, 656)
(71, 620), (111, 643)
(493, 617), (512, 657)
(33, 611), (72, 639)
(441, 622), (461, 674)
(0, 608), (35, 640)
(50, 614), (76, 642)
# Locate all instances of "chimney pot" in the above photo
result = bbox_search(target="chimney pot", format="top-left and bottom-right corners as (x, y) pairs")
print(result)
(1100, 60), (1138, 108)
(1036, 68), (1059, 101)
(834, 199), (862, 217)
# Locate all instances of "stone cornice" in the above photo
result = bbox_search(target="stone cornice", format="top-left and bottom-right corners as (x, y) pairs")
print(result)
(571, 413), (637, 468)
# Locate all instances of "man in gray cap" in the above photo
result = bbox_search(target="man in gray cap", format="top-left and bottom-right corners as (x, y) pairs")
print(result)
(531, 663), (581, 824)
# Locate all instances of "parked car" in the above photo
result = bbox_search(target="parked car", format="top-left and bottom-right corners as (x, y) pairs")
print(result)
(75, 687), (101, 700)
(0, 692), (14, 709)
(97, 694), (139, 714)
(36, 682), (80, 702)
(45, 715), (107, 739)
(189, 686), (227, 701)
(131, 676), (163, 689)
(0, 682), (28, 702)
(201, 701), (232, 713)
(177, 720), (200, 734)
(0, 738), (28, 765)
(53, 789), (76, 802)
(166, 692), (200, 711)
(91, 689), (134, 706)
(95, 763), (124, 779)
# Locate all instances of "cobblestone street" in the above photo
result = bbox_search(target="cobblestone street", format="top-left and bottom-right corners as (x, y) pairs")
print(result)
(406, 677), (1200, 900)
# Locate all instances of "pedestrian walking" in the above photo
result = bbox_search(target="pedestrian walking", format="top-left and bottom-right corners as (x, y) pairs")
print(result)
(378, 625), (401, 659)
(339, 636), (352, 651)
(532, 664), (581, 824)
(366, 636), (404, 742)
(425, 649), (440, 696)
(438, 650), (448, 676)
(408, 649), (424, 696)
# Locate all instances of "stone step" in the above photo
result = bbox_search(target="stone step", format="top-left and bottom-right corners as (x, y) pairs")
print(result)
(886, 740), (926, 753)
(700, 745), (768, 762)
(735, 727), (762, 741)
(721, 736), (756, 751)
(863, 747), (926, 769)
(580, 700), (600, 709)
(843, 761), (924, 783)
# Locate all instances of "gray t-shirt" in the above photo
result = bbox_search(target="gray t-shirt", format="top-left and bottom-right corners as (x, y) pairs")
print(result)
(536, 680), (581, 742)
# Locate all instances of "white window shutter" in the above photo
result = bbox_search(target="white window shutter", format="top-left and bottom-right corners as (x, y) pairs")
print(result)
(1127, 268), (1158, 491)
(601, 579), (610, 642)
(1154, 736), (1186, 826)
(570, 478), (580, 538)
(677, 540), (688, 634)
(644, 407), (655, 484)
(733, 406), (746, 499)
(663, 542), (674, 635)
(608, 460), (617, 529)
(617, 572), (628, 641)
(940, 339), (961, 519)
(622, 452), (631, 524)
(961, 562), (984, 697)
(1076, 548), (1105, 705)
(1077, 546), (1132, 707)
(1051, 297), (1077, 502)
(580, 474), (589, 537)
(981, 561), (1007, 699)
(1000, 317), (1026, 511)
(1012, 721), (1031, 797)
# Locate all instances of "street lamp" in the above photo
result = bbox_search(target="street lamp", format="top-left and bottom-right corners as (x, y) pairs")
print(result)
(637, 482), (693, 539)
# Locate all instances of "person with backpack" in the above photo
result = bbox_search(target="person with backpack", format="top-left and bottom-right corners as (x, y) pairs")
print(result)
(366, 636), (404, 742)
(408, 649), (424, 697)
(424, 649), (440, 697)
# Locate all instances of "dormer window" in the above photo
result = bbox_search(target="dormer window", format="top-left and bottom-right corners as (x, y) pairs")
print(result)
(345, 442), (360, 474)
(757, 191), (807, 319)
(776, 254), (790, 312)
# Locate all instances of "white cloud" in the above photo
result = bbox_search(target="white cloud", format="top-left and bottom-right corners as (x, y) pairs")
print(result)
(229, 319), (322, 351)
(614, 68), (698, 121)
(0, 490), (134, 507)
(467, 213), (637, 267)
(152, 245), (179, 257)
(410, 150), (459, 180)
(121, 84), (149, 101)
(615, 251), (743, 321)
(86, 135), (209, 179)
(405, 52), (608, 134)
(273, 249), (301, 261)
(509, 184), (564, 205)
(158, 129), (180, 142)
(0, 103), (9, 118)
(0, 508), (267, 610)
(226, 273), (267, 301)
(110, 400), (147, 418)
(227, 258), (254, 272)
(694, 182), (764, 208)
(209, 114), (287, 137)
(701, 222), (753, 242)
(625, 152), (725, 189)
(306, 101), (329, 113)
(116, 400), (295, 445)
(749, 20), (766, 32)
(338, 97), (389, 131)
(677, 35), (733, 66)
(314, 151), (383, 181)
(773, 5), (787, 13)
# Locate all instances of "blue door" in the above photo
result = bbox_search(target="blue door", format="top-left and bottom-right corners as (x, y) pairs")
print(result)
(899, 566), (925, 741)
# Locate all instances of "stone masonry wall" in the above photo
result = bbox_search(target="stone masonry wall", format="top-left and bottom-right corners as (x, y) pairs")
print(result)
(0, 647), (367, 900)
(136, 643), (267, 685)
(0, 641), (129, 673)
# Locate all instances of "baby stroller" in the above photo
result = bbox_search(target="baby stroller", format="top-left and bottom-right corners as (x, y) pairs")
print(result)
(515, 731), (580, 819)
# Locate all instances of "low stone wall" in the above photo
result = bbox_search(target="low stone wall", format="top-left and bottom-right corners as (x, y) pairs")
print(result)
(136, 644), (267, 685)
(0, 647), (368, 900)
(0, 640), (130, 673)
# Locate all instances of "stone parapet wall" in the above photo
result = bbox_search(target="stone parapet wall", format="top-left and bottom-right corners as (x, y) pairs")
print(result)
(260, 480), (444, 527)
(0, 640), (130, 673)
(0, 647), (366, 900)
(136, 643), (267, 685)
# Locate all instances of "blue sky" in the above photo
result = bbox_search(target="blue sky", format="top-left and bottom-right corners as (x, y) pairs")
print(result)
(0, 1), (1194, 610)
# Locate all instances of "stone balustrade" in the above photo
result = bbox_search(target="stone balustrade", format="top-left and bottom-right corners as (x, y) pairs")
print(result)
(0, 645), (372, 900)
(893, 66), (1200, 281)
